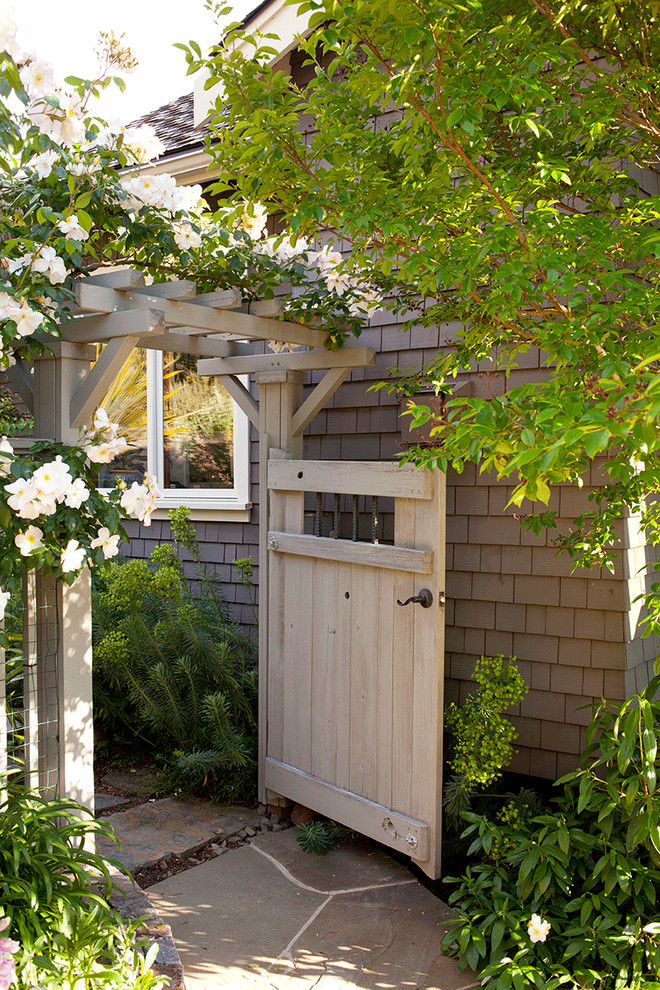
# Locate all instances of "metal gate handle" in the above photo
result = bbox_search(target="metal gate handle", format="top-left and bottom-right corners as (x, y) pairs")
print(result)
(396, 588), (433, 608)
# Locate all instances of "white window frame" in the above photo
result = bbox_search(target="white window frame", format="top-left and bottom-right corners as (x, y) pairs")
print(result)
(138, 351), (251, 520)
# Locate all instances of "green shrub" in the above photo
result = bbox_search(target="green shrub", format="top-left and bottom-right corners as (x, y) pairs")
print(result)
(443, 656), (528, 828)
(0, 786), (163, 989)
(296, 819), (360, 855)
(93, 507), (257, 798)
(443, 676), (660, 989)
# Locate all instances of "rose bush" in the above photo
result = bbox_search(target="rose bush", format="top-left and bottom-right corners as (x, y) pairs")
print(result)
(0, 12), (376, 612)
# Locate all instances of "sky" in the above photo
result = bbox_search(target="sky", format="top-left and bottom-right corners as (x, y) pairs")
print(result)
(4, 0), (254, 122)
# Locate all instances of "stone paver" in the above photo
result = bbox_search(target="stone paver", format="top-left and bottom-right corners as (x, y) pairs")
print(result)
(95, 793), (129, 813)
(148, 828), (477, 990)
(98, 798), (262, 870)
(101, 767), (159, 796)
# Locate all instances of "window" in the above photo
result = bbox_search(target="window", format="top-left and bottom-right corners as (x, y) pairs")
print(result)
(97, 348), (250, 519)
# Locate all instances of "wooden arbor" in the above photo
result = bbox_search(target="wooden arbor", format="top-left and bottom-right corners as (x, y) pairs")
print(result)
(6, 268), (377, 812)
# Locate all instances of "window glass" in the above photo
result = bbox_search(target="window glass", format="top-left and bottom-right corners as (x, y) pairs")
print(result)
(97, 346), (149, 487)
(92, 345), (249, 512)
(162, 351), (234, 491)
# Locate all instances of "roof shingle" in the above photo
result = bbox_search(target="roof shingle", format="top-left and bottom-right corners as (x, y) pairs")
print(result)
(131, 92), (205, 157)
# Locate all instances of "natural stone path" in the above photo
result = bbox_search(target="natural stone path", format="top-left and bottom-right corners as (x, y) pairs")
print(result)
(148, 828), (478, 990)
(97, 797), (264, 871)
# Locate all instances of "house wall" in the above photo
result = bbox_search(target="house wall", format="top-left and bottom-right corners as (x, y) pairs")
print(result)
(122, 297), (659, 780)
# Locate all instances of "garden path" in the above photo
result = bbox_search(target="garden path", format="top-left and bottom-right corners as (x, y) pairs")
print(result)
(148, 828), (477, 990)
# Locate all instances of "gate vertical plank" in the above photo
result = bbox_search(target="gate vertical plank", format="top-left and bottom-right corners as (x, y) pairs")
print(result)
(311, 560), (339, 783)
(282, 554), (313, 773)
(391, 497), (416, 816)
(334, 563), (352, 791)
(349, 564), (379, 800)
(267, 486), (286, 765)
(376, 567), (394, 811)
(269, 488), (304, 766)
(411, 471), (446, 877)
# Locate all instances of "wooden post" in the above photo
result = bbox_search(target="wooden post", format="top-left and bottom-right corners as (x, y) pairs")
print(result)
(31, 341), (96, 810)
(256, 371), (305, 805)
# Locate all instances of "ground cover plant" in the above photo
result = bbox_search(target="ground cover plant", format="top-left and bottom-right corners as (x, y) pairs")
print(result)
(443, 676), (660, 989)
(93, 507), (258, 798)
(0, 785), (164, 990)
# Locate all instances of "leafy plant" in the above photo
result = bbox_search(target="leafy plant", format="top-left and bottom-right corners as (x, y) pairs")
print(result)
(187, 0), (660, 608)
(0, 785), (164, 989)
(296, 818), (360, 855)
(443, 656), (528, 828)
(443, 676), (660, 989)
(93, 508), (258, 798)
(233, 556), (258, 628)
(0, 387), (32, 436)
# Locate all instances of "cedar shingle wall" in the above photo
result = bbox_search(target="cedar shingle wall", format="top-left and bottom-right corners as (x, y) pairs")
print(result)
(123, 305), (658, 779)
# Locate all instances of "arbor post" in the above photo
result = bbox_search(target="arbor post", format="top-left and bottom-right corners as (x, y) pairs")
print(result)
(31, 341), (96, 810)
(255, 370), (305, 805)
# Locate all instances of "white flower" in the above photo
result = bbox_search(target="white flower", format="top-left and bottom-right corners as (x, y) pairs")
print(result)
(349, 289), (382, 318)
(0, 436), (13, 477)
(20, 57), (55, 98)
(120, 124), (165, 165)
(69, 152), (101, 177)
(173, 183), (203, 215)
(82, 435), (129, 463)
(240, 201), (268, 240)
(527, 915), (551, 943)
(60, 539), (86, 573)
(5, 476), (44, 519)
(31, 245), (67, 285)
(26, 100), (62, 141)
(325, 268), (352, 296)
(6, 300), (45, 337)
(120, 172), (181, 214)
(173, 222), (202, 251)
(64, 477), (89, 508)
(93, 407), (112, 432)
(314, 244), (343, 273)
(90, 526), (120, 559)
(120, 473), (162, 527)
(58, 96), (86, 145)
(0, 11), (21, 60)
(32, 456), (72, 500)
(30, 149), (59, 179)
(5, 254), (30, 276)
(57, 213), (90, 241)
(15, 525), (44, 556)
(0, 587), (10, 622)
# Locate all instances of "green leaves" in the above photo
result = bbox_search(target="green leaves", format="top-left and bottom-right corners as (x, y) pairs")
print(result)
(445, 682), (660, 989)
(195, 0), (660, 602)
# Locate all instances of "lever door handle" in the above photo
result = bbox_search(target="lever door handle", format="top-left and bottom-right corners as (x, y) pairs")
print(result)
(397, 588), (433, 608)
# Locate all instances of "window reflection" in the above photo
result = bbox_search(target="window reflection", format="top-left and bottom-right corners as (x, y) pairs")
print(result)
(97, 346), (148, 487)
(95, 347), (235, 492)
(163, 352), (234, 491)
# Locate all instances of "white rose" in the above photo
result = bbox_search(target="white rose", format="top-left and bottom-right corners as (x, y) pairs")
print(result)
(15, 525), (44, 556)
(60, 539), (86, 573)
(90, 526), (120, 559)
(57, 213), (90, 242)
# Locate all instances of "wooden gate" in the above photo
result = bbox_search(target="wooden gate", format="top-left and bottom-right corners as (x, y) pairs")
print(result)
(265, 459), (445, 878)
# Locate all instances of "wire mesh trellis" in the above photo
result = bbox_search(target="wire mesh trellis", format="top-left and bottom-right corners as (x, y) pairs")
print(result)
(1, 571), (60, 794)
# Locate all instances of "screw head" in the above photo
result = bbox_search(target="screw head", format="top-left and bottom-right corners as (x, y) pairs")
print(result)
(268, 536), (279, 550)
